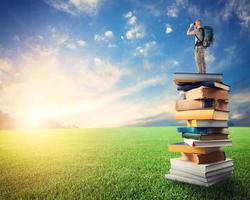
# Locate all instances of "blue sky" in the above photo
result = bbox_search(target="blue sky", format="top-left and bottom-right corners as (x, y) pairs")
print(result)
(0, 0), (250, 127)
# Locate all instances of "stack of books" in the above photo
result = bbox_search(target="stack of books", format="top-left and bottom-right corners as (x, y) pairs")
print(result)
(165, 73), (233, 187)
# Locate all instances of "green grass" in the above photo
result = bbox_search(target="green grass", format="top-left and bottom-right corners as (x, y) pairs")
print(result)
(0, 127), (250, 200)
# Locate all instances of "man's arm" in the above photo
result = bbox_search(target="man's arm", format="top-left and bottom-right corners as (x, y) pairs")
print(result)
(187, 23), (195, 36)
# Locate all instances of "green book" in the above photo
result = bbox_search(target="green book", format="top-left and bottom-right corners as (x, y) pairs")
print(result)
(182, 133), (229, 140)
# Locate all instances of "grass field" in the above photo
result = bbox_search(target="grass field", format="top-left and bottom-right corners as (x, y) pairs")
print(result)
(0, 127), (250, 200)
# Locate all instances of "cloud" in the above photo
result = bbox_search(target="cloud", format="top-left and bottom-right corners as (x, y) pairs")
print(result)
(215, 45), (236, 70)
(134, 41), (156, 57)
(77, 40), (86, 47)
(0, 58), (12, 72)
(48, 26), (86, 48)
(0, 40), (168, 128)
(166, 0), (187, 18)
(221, 0), (250, 28)
(229, 90), (250, 125)
(104, 30), (114, 38)
(166, 7), (178, 18)
(125, 24), (144, 40)
(45, 0), (101, 16)
(94, 30), (114, 42)
(205, 50), (215, 64)
(165, 24), (173, 34)
(124, 11), (145, 40)
(49, 26), (69, 45)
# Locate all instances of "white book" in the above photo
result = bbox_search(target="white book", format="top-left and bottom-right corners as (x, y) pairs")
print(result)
(184, 138), (232, 147)
(171, 166), (234, 178)
(169, 168), (233, 183)
(165, 173), (231, 187)
(170, 158), (233, 173)
(174, 73), (223, 84)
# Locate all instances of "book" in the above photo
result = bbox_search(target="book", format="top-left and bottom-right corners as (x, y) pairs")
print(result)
(176, 99), (228, 111)
(175, 109), (229, 120)
(177, 81), (230, 91)
(177, 127), (229, 134)
(182, 133), (229, 140)
(186, 120), (228, 127)
(169, 158), (233, 173)
(181, 150), (225, 164)
(184, 86), (228, 100)
(171, 165), (234, 178)
(184, 138), (232, 147)
(174, 73), (223, 85)
(166, 170), (232, 187)
(168, 142), (220, 154)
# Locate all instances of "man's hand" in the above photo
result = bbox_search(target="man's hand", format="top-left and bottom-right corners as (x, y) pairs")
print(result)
(187, 23), (195, 36)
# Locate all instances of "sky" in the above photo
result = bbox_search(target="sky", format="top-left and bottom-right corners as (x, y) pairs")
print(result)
(0, 0), (250, 128)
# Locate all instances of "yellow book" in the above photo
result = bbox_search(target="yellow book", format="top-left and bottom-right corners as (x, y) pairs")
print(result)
(168, 142), (220, 154)
(175, 110), (229, 120)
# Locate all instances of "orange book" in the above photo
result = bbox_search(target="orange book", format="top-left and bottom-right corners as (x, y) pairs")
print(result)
(181, 151), (226, 164)
(175, 109), (229, 120)
(185, 86), (228, 100)
(168, 142), (220, 154)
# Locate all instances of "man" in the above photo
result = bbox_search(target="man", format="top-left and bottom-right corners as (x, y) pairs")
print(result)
(187, 19), (206, 74)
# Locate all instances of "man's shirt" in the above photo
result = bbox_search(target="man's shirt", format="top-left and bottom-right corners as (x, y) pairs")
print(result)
(193, 27), (203, 46)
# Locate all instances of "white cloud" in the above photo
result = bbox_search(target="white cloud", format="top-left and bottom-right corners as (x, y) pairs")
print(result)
(66, 42), (77, 49)
(105, 30), (114, 38)
(124, 11), (145, 40)
(205, 50), (215, 64)
(94, 30), (114, 42)
(77, 40), (86, 47)
(49, 26), (69, 45)
(48, 26), (86, 48)
(126, 24), (144, 40)
(124, 11), (133, 18)
(221, 0), (250, 28)
(165, 24), (173, 34)
(166, 7), (178, 17)
(107, 43), (117, 48)
(0, 58), (12, 72)
(45, 0), (101, 16)
(215, 45), (236, 70)
(134, 41), (156, 57)
(128, 15), (137, 25)
(166, 0), (187, 18)
(0, 42), (169, 128)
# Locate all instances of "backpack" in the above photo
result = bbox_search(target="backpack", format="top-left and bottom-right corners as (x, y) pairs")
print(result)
(201, 26), (214, 48)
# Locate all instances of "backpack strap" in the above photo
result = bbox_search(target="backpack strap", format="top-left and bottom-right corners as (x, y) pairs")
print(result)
(194, 28), (203, 47)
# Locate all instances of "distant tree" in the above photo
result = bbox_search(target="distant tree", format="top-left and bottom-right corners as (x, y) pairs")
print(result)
(0, 111), (15, 129)
(38, 119), (63, 129)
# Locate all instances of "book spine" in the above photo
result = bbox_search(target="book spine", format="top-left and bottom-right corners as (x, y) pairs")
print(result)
(182, 133), (201, 140)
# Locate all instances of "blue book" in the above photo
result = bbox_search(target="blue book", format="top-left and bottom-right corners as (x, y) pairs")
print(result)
(177, 81), (230, 91)
(177, 127), (227, 135)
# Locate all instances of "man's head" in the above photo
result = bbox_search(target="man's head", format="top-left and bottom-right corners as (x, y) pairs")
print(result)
(194, 19), (201, 28)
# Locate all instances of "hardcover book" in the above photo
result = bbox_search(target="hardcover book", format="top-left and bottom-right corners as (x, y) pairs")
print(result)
(168, 142), (220, 154)
(176, 99), (228, 111)
(181, 150), (226, 164)
(182, 133), (229, 140)
(184, 138), (232, 147)
(175, 109), (229, 120)
(186, 120), (228, 127)
(177, 127), (229, 134)
(184, 86), (228, 100)
(177, 81), (230, 91)
(174, 73), (223, 84)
